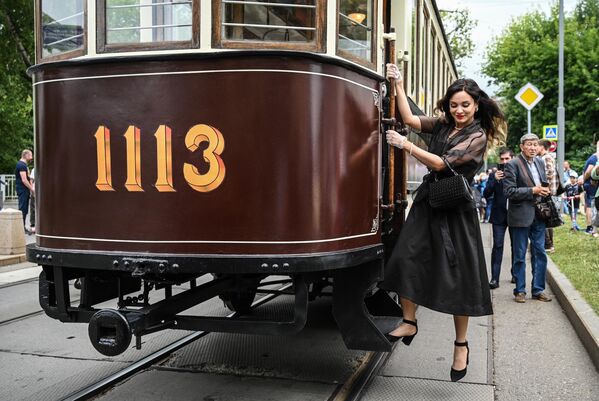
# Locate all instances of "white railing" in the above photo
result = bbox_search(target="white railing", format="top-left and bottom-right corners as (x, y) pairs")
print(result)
(0, 175), (17, 201)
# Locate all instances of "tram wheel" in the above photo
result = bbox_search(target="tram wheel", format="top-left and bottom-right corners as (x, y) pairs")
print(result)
(220, 289), (256, 314)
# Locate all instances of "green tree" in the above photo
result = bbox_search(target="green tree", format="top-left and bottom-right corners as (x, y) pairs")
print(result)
(483, 0), (599, 171)
(0, 0), (34, 174)
(439, 8), (478, 73)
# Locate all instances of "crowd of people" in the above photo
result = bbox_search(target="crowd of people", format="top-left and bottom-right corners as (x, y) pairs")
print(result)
(474, 143), (599, 235)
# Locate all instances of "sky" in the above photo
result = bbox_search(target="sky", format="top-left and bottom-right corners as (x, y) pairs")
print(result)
(435, 0), (578, 96)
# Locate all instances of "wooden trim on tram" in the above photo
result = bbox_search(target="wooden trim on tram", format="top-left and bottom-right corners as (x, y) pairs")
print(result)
(35, 0), (87, 64)
(96, 0), (200, 54)
(335, 0), (378, 71)
(212, 0), (326, 53)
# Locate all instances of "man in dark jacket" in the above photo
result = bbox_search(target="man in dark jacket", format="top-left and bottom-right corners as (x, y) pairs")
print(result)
(484, 148), (514, 289)
(503, 133), (552, 303)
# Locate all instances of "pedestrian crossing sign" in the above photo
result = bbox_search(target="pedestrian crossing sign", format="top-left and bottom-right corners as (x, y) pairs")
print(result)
(543, 125), (558, 140)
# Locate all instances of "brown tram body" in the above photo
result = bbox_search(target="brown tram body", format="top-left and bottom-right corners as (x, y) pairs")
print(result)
(28, 1), (456, 356)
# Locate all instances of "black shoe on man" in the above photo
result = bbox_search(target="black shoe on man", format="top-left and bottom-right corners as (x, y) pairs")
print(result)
(489, 280), (499, 289)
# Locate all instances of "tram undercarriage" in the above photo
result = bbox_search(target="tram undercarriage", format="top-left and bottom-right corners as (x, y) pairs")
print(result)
(32, 247), (403, 356)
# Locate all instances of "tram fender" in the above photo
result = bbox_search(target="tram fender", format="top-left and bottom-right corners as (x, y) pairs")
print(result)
(332, 260), (401, 352)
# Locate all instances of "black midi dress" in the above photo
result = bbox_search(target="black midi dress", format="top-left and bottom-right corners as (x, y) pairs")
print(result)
(380, 116), (493, 317)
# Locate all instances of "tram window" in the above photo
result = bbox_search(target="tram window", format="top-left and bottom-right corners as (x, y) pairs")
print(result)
(39, 0), (85, 60)
(215, 1), (324, 51)
(100, 0), (195, 50)
(337, 0), (376, 66)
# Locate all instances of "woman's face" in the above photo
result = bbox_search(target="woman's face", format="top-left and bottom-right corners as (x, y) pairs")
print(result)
(449, 90), (477, 128)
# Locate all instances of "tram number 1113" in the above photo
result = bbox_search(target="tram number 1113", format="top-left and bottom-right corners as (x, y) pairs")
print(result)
(94, 124), (226, 193)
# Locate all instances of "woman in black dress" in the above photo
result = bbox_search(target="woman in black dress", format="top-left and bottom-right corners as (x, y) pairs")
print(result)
(382, 63), (506, 382)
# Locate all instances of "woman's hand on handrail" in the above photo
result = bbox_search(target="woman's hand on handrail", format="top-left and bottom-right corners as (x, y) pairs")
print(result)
(385, 63), (421, 131)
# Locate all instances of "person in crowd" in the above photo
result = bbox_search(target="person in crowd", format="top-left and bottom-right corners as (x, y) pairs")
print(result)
(504, 133), (552, 303)
(15, 149), (34, 233)
(591, 164), (599, 237)
(477, 173), (488, 222)
(562, 161), (575, 216)
(563, 171), (583, 231)
(29, 168), (36, 234)
(484, 169), (494, 223)
(381, 63), (506, 382)
(563, 161), (574, 185)
(484, 148), (514, 289)
(471, 176), (485, 222)
(538, 139), (558, 253)
(582, 142), (598, 234)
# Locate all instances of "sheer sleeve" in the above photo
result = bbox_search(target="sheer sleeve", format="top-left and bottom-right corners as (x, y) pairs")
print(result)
(407, 116), (440, 148)
(443, 130), (487, 168)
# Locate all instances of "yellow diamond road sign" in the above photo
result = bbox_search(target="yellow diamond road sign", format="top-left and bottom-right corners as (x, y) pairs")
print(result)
(515, 83), (544, 110)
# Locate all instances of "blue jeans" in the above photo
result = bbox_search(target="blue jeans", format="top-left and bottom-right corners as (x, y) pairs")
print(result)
(510, 219), (547, 296)
(490, 223), (513, 282)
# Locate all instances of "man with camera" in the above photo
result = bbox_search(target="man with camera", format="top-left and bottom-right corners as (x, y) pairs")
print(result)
(484, 148), (514, 289)
(503, 133), (552, 303)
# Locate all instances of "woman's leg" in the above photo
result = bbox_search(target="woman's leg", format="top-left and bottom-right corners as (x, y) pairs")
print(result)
(388, 297), (418, 336)
(453, 315), (469, 370)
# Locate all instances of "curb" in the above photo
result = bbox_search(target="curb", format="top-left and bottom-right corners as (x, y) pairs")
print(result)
(0, 254), (27, 267)
(546, 257), (599, 371)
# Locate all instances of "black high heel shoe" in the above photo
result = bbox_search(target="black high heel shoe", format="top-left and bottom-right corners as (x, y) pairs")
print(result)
(450, 340), (470, 382)
(385, 319), (418, 345)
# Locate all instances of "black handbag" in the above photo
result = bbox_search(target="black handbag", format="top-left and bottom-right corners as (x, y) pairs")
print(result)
(428, 159), (474, 210)
(535, 196), (563, 228)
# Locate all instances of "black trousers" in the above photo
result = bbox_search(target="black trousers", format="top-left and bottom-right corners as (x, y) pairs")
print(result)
(17, 190), (30, 227)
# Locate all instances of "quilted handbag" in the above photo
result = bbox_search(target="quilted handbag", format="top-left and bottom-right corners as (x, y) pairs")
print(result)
(428, 159), (474, 210)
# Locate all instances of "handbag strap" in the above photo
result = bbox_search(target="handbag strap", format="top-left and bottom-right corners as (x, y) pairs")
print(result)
(442, 158), (459, 177)
(515, 156), (536, 188)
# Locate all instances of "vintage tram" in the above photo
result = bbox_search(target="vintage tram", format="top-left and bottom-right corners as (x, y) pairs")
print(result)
(28, 0), (456, 356)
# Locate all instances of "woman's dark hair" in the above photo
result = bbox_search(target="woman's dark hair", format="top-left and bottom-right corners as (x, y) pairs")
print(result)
(435, 78), (507, 150)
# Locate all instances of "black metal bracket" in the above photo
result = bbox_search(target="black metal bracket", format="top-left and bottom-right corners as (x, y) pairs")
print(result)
(332, 260), (402, 352)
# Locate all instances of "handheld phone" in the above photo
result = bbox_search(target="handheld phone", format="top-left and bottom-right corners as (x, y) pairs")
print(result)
(497, 164), (505, 171)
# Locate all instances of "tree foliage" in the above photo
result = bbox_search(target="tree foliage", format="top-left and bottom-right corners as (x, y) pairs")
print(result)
(0, 0), (34, 173)
(483, 0), (599, 172)
(440, 8), (478, 73)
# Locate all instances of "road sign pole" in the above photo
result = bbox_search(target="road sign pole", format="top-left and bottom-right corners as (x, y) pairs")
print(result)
(528, 109), (532, 134)
(557, 0), (565, 179)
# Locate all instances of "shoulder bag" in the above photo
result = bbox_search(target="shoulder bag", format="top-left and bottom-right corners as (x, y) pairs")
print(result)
(428, 159), (474, 210)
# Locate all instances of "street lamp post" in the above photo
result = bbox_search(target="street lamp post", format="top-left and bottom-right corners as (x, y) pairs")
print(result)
(557, 0), (565, 179)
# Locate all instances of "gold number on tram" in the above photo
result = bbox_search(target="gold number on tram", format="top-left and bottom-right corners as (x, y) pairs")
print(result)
(94, 124), (226, 192)
(154, 125), (176, 192)
(123, 126), (143, 192)
(94, 125), (114, 191)
(183, 124), (226, 193)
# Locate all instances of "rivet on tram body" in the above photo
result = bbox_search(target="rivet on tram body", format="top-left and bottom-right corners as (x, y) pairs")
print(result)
(283, 263), (290, 269)
(172, 264), (179, 269)
(113, 260), (119, 267)
(261, 263), (268, 269)
(124, 261), (130, 267)
(36, 254), (40, 260)
(158, 263), (166, 272)
(47, 255), (52, 262)
(41, 255), (47, 260)
(272, 264), (279, 270)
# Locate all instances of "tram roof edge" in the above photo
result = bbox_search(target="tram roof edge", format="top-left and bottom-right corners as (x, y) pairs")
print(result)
(27, 50), (385, 82)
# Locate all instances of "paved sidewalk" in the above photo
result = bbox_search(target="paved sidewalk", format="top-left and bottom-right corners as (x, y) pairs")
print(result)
(363, 223), (599, 401)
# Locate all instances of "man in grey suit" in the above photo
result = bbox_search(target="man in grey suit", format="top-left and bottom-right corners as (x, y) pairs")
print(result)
(503, 133), (553, 303)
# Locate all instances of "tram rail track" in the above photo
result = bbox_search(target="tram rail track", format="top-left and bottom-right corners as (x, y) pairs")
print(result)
(56, 281), (390, 401)
(60, 282), (295, 401)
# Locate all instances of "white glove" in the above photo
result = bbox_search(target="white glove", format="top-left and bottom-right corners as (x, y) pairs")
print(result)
(386, 63), (403, 81)
(386, 130), (407, 149)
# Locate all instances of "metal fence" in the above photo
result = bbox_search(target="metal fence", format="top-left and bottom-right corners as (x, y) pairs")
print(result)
(0, 174), (17, 201)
